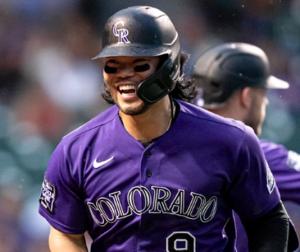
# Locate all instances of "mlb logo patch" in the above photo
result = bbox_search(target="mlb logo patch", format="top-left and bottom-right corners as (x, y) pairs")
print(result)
(39, 179), (56, 213)
(265, 161), (275, 194)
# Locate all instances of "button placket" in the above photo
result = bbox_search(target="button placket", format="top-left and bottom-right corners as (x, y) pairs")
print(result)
(143, 148), (153, 179)
(146, 169), (152, 177)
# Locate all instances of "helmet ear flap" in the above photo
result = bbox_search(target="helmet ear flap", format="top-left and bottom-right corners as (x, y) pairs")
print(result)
(137, 57), (180, 103)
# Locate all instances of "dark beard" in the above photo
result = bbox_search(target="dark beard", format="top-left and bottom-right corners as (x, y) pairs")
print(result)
(244, 112), (262, 136)
(118, 102), (150, 115)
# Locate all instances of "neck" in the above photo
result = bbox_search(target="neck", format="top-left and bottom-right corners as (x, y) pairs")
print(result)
(210, 107), (242, 121)
(205, 97), (244, 122)
(119, 96), (174, 143)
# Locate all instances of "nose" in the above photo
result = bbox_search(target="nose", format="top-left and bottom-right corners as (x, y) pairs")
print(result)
(117, 65), (135, 78)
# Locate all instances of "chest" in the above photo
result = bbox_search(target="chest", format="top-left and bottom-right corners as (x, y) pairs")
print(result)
(82, 143), (233, 206)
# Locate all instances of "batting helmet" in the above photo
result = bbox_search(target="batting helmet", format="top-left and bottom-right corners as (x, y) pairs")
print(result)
(191, 42), (289, 105)
(93, 6), (181, 104)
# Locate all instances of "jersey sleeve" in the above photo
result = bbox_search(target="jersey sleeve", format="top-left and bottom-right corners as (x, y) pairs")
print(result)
(260, 140), (300, 205)
(38, 140), (88, 234)
(228, 129), (281, 220)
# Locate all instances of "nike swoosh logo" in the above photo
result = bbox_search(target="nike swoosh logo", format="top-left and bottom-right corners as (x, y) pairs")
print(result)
(93, 156), (114, 169)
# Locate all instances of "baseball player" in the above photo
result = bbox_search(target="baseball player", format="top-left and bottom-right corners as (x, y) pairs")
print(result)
(39, 7), (290, 252)
(190, 42), (300, 251)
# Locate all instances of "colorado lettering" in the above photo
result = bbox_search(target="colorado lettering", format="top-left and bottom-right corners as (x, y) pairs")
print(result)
(87, 186), (217, 227)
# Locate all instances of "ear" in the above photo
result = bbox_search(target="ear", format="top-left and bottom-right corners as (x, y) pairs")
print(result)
(239, 87), (253, 109)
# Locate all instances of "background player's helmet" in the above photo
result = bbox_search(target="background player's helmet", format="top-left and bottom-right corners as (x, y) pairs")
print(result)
(191, 42), (289, 105)
(93, 6), (181, 104)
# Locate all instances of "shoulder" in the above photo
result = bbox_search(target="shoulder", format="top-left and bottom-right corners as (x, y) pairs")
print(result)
(259, 139), (287, 153)
(64, 105), (118, 140)
(177, 100), (255, 140)
(175, 101), (263, 166)
(260, 139), (300, 172)
(46, 105), (119, 174)
(56, 105), (119, 150)
(259, 140), (289, 163)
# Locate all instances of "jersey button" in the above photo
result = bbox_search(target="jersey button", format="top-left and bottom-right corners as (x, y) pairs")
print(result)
(146, 169), (152, 177)
(144, 151), (151, 157)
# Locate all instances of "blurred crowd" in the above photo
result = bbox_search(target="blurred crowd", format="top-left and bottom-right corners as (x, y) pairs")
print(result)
(0, 0), (299, 251)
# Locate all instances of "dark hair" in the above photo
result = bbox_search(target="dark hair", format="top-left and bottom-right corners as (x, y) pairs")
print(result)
(101, 85), (114, 105)
(101, 52), (197, 104)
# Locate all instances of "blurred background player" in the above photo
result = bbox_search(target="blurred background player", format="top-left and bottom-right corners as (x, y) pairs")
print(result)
(190, 42), (300, 251)
(39, 6), (291, 252)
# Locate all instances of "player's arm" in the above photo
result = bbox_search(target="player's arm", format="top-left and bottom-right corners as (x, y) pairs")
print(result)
(230, 130), (294, 251)
(49, 226), (88, 252)
(260, 140), (300, 205)
(242, 202), (290, 252)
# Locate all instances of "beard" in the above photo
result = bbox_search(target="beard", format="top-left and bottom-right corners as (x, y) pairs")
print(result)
(104, 80), (151, 116)
(118, 101), (150, 116)
(244, 119), (262, 136)
(244, 102), (265, 136)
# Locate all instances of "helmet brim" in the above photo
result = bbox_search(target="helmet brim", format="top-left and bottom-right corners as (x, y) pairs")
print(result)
(92, 45), (171, 60)
(266, 76), (289, 89)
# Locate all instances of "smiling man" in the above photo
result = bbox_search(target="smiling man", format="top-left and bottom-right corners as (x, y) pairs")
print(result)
(39, 6), (290, 252)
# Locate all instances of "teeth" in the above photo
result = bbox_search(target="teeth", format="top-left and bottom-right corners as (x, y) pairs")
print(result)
(118, 84), (136, 94)
(119, 85), (136, 91)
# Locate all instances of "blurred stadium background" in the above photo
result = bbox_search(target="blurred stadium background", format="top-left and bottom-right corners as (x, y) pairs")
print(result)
(0, 0), (299, 251)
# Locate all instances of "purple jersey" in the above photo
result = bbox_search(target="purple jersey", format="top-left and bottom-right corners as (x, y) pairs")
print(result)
(39, 100), (280, 252)
(260, 140), (300, 204)
(235, 140), (300, 251)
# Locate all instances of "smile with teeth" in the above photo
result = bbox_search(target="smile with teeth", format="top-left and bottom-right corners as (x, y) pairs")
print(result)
(118, 84), (137, 94)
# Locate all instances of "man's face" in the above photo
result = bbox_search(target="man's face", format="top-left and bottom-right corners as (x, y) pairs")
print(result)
(102, 56), (160, 115)
(244, 87), (268, 135)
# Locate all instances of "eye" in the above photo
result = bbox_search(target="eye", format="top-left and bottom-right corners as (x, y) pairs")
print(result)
(134, 63), (150, 72)
(104, 65), (118, 74)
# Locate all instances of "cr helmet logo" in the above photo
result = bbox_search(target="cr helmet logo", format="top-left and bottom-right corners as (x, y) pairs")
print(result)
(112, 21), (130, 44)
